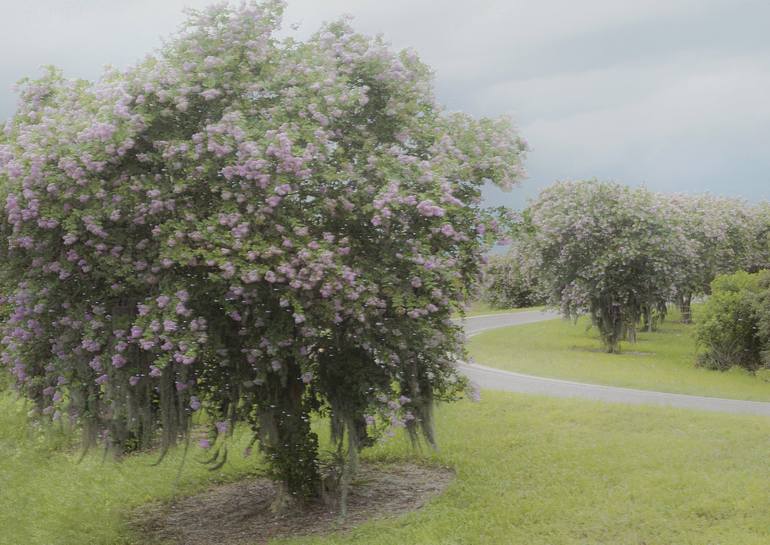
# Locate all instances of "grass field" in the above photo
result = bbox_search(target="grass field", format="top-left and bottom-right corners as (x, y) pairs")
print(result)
(467, 307), (770, 401)
(4, 389), (770, 545)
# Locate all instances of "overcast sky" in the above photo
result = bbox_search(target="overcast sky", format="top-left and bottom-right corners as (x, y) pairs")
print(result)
(1, 0), (769, 208)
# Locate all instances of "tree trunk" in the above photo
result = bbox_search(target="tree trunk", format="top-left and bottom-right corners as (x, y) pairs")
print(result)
(260, 359), (320, 506)
(679, 294), (692, 324)
(642, 305), (653, 332)
(626, 324), (637, 344)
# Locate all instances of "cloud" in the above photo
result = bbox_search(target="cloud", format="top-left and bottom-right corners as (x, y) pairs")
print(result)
(1, 0), (768, 204)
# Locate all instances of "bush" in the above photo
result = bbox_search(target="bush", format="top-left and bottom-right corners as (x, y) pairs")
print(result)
(695, 270), (770, 371)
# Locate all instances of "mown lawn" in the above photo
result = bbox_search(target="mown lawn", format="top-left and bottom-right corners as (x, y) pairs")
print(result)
(4, 389), (770, 545)
(467, 307), (770, 401)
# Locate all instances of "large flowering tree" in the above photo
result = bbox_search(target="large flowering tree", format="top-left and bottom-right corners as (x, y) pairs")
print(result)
(524, 180), (693, 352)
(0, 1), (527, 502)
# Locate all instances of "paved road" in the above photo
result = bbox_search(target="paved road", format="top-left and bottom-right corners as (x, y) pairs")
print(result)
(459, 311), (770, 416)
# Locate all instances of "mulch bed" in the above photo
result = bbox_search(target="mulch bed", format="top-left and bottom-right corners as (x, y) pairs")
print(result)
(131, 462), (454, 545)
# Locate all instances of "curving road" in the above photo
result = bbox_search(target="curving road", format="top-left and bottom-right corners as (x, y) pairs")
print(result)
(459, 310), (770, 417)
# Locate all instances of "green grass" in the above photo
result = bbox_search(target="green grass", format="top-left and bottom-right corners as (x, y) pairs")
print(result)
(467, 308), (770, 401)
(0, 393), (259, 545)
(5, 389), (770, 545)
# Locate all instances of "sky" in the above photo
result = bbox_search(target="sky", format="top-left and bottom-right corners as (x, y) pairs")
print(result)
(1, 0), (769, 209)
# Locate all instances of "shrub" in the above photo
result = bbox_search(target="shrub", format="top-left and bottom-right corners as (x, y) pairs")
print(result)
(695, 270), (770, 371)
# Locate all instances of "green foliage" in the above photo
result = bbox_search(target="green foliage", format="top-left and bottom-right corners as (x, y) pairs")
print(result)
(696, 270), (770, 371)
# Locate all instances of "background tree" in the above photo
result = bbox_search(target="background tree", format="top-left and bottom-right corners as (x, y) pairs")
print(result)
(667, 194), (764, 323)
(524, 180), (693, 353)
(0, 0), (527, 505)
(482, 244), (545, 309)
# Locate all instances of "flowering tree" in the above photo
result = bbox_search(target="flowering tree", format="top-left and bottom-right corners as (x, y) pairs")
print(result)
(524, 180), (693, 352)
(0, 1), (527, 503)
(667, 194), (765, 323)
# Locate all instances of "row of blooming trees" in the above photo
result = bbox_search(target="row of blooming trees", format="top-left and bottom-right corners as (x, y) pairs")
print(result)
(504, 180), (769, 353)
(0, 0), (527, 505)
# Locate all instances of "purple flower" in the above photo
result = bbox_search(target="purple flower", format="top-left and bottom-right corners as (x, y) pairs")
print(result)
(111, 354), (127, 368)
(89, 357), (102, 371)
(215, 420), (229, 435)
(163, 319), (178, 332)
(156, 295), (171, 308)
(200, 89), (222, 100)
(190, 396), (201, 411)
(81, 339), (101, 352)
(275, 184), (292, 195)
(198, 439), (211, 449)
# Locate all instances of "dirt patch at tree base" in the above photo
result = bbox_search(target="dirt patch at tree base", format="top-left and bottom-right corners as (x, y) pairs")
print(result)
(131, 462), (454, 545)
